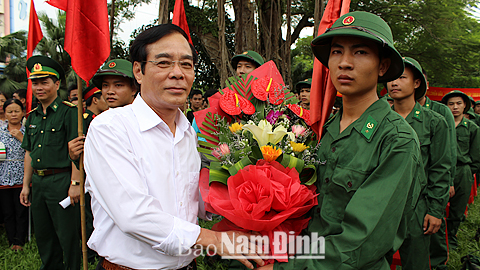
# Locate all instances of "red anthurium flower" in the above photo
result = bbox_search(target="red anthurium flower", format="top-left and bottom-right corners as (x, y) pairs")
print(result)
(287, 104), (311, 126)
(219, 90), (255, 115)
(251, 77), (285, 105)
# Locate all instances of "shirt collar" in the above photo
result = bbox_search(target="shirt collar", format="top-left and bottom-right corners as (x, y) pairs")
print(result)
(132, 95), (190, 134)
(405, 102), (423, 123)
(37, 96), (62, 114)
(326, 98), (391, 142)
(424, 97), (432, 109)
(458, 117), (469, 128)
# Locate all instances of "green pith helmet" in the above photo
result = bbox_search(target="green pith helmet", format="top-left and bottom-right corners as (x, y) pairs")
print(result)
(311, 11), (404, 83)
(27, 55), (65, 81)
(475, 101), (480, 106)
(441, 90), (471, 114)
(295, 78), (312, 92)
(467, 107), (476, 118)
(231, 51), (265, 69)
(468, 95), (475, 107)
(402, 57), (427, 100)
(92, 59), (134, 89)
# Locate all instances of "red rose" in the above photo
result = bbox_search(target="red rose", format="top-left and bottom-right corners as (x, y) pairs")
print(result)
(205, 160), (317, 231)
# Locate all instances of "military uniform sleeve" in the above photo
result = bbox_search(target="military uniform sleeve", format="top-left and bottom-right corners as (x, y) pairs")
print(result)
(21, 116), (32, 152)
(443, 108), (457, 186)
(275, 133), (423, 270)
(65, 106), (79, 143)
(426, 116), (451, 219)
(468, 123), (480, 174)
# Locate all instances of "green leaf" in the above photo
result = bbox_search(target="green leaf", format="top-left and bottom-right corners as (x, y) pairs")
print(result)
(300, 164), (317, 185)
(198, 141), (218, 149)
(198, 132), (219, 143)
(209, 162), (231, 185)
(228, 156), (254, 176)
(278, 154), (305, 174)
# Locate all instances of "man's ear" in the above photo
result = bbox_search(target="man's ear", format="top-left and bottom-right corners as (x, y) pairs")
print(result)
(414, 78), (421, 89)
(133, 62), (143, 85)
(378, 58), (391, 77)
(92, 96), (98, 105)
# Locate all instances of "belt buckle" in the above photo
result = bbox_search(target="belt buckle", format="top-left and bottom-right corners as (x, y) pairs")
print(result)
(37, 170), (45, 176)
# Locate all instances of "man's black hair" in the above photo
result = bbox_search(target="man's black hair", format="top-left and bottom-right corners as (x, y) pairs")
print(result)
(190, 89), (203, 98)
(0, 91), (10, 100)
(13, 89), (27, 99)
(68, 84), (78, 95)
(3, 98), (23, 112)
(130, 24), (198, 91)
(204, 88), (218, 100)
(86, 92), (103, 107)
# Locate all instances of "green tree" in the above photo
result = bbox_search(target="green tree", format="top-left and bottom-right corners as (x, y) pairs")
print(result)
(291, 36), (314, 85)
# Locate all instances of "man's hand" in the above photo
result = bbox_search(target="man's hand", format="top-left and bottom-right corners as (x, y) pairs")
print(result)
(449, 186), (455, 198)
(68, 184), (81, 205)
(255, 264), (274, 270)
(423, 214), (442, 234)
(196, 228), (266, 269)
(9, 129), (23, 142)
(68, 136), (85, 160)
(20, 186), (31, 207)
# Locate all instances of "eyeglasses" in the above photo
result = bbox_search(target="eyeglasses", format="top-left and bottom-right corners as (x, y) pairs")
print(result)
(144, 60), (195, 70)
(325, 26), (387, 47)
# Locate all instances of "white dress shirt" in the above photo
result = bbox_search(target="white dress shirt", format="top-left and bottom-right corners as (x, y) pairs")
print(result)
(85, 96), (202, 269)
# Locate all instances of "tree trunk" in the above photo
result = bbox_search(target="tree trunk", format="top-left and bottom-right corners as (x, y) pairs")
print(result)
(284, 0), (292, 88)
(257, 0), (283, 76)
(109, 0), (115, 60)
(231, 0), (257, 53)
(218, 0), (229, 88)
(158, 0), (169, 24)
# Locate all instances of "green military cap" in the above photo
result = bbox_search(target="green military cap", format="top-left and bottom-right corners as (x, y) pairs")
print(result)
(83, 84), (102, 101)
(466, 107), (476, 118)
(384, 94), (394, 101)
(27, 55), (65, 81)
(475, 100), (480, 106)
(231, 51), (265, 69)
(468, 95), (475, 106)
(295, 78), (312, 92)
(92, 59), (134, 89)
(402, 57), (427, 100)
(311, 11), (404, 83)
(441, 90), (471, 113)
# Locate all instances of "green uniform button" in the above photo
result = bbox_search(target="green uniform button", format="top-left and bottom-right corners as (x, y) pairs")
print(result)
(52, 128), (55, 131)
(38, 144), (41, 148)
(325, 178), (330, 183)
(40, 130), (44, 133)
(347, 181), (353, 188)
(332, 147), (336, 153)
(37, 159), (40, 162)
(43, 117), (46, 119)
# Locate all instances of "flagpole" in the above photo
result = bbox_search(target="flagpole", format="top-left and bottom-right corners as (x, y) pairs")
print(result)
(76, 76), (88, 270)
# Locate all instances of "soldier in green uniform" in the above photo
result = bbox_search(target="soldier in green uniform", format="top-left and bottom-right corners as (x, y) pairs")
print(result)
(258, 11), (425, 270)
(387, 57), (451, 269)
(231, 50), (265, 77)
(441, 90), (480, 250)
(417, 70), (457, 269)
(474, 100), (480, 115)
(19, 55), (81, 270)
(82, 85), (109, 132)
(384, 94), (394, 106)
(92, 59), (137, 108)
(296, 78), (312, 110)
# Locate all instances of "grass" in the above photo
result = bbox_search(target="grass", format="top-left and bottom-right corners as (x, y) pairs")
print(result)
(1, 198), (479, 269)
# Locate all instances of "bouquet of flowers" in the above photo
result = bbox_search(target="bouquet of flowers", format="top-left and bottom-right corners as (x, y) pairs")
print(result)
(195, 61), (320, 263)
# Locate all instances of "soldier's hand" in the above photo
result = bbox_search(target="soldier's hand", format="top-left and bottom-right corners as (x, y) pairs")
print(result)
(449, 186), (455, 198)
(20, 186), (31, 207)
(423, 214), (442, 234)
(9, 129), (23, 142)
(68, 136), (85, 161)
(68, 184), (81, 206)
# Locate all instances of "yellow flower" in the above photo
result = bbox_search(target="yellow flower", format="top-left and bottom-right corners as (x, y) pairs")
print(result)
(229, 122), (244, 133)
(290, 141), (309, 153)
(261, 145), (282, 162)
(242, 120), (295, 146)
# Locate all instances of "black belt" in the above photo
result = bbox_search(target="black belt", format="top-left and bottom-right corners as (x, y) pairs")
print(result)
(33, 167), (70, 176)
(101, 258), (196, 270)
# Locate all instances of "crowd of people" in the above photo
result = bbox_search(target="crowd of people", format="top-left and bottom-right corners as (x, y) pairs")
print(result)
(0, 10), (478, 270)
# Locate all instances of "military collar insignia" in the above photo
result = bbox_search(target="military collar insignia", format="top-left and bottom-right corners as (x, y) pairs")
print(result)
(34, 63), (42, 72)
(413, 109), (421, 120)
(342, 16), (355, 25)
(108, 62), (116, 68)
(360, 115), (378, 140)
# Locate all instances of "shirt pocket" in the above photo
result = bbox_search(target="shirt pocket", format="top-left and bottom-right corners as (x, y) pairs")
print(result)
(45, 121), (65, 146)
(457, 135), (470, 152)
(324, 167), (367, 220)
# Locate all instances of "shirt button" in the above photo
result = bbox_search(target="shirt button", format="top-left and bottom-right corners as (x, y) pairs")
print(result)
(176, 171), (179, 176)
(37, 159), (40, 162)
(180, 202), (183, 206)
(325, 178), (330, 183)
(331, 147), (336, 153)
(40, 130), (44, 134)
(38, 144), (42, 148)
(347, 181), (353, 188)
(51, 128), (55, 132)
(43, 117), (46, 120)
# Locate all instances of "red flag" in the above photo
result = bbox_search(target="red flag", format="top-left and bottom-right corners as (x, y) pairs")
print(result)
(64, 0), (110, 82)
(310, 0), (350, 137)
(26, 0), (44, 113)
(46, 0), (67, 11)
(172, 0), (193, 45)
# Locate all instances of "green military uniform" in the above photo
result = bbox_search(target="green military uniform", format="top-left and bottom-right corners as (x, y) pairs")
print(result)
(275, 12), (425, 270)
(276, 99), (425, 270)
(423, 96), (458, 268)
(440, 91), (480, 251)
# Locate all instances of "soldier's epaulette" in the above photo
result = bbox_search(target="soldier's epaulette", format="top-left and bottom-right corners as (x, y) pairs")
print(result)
(62, 101), (76, 107)
(27, 107), (38, 114)
(83, 113), (89, 119)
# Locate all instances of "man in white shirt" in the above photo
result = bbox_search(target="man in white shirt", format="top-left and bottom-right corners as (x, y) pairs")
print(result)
(84, 24), (264, 270)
